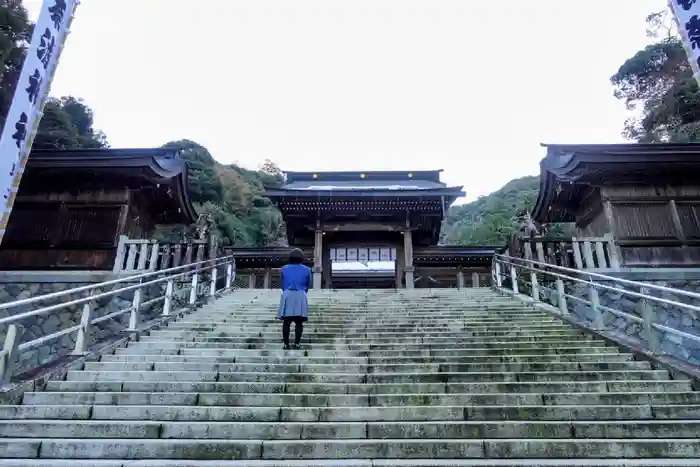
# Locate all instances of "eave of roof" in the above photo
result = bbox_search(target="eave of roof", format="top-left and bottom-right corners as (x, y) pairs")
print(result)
(285, 169), (444, 179)
(264, 187), (466, 199)
(26, 147), (198, 224)
(532, 142), (700, 223)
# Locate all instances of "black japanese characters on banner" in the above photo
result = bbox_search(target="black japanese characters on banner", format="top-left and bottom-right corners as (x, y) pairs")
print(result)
(678, 0), (698, 11)
(686, 15), (700, 50)
(37, 28), (55, 69)
(26, 70), (42, 104)
(11, 113), (28, 150)
(49, 0), (67, 29)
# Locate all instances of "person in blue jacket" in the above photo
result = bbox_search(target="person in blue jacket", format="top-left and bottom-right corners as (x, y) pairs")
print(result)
(277, 248), (312, 349)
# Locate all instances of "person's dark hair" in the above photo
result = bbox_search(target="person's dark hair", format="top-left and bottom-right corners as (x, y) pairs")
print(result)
(288, 248), (305, 264)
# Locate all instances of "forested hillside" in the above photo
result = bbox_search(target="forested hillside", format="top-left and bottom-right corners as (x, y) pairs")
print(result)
(440, 176), (540, 245)
(155, 140), (286, 247)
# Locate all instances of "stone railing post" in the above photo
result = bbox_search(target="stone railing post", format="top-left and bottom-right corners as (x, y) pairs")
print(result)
(556, 278), (568, 315)
(530, 271), (539, 301)
(71, 302), (92, 355)
(128, 282), (142, 331)
(639, 287), (661, 354)
(210, 265), (218, 297)
(163, 279), (174, 316)
(0, 324), (23, 384)
(189, 269), (199, 305)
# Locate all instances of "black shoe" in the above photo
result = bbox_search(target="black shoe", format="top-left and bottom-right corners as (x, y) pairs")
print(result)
(292, 343), (301, 350)
(283, 344), (290, 350)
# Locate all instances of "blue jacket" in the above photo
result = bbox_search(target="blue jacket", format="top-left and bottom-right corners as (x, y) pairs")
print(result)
(280, 263), (311, 292)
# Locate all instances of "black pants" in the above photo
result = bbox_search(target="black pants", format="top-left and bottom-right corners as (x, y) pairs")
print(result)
(282, 317), (304, 346)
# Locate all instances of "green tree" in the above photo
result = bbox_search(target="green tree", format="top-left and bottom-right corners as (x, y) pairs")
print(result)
(157, 140), (286, 247)
(441, 176), (541, 245)
(610, 13), (700, 142)
(0, 0), (31, 130)
(33, 97), (109, 149)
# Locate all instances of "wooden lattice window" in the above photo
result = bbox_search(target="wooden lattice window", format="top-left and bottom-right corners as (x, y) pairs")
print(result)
(3, 203), (123, 248)
(612, 203), (677, 238)
(676, 203), (700, 239)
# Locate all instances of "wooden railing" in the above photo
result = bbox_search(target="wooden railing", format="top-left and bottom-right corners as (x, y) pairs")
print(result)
(112, 236), (212, 273)
(512, 234), (620, 272)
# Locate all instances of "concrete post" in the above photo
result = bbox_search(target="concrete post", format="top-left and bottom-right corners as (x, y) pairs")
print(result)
(248, 274), (256, 289)
(456, 270), (464, 289)
(263, 269), (271, 289)
(472, 272), (480, 288)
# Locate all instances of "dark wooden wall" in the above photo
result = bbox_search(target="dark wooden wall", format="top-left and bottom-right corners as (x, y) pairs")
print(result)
(0, 188), (162, 270)
(571, 184), (700, 267)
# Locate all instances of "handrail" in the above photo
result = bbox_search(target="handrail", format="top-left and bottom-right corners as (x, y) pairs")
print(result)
(492, 254), (700, 367)
(0, 255), (236, 311)
(0, 255), (237, 385)
(494, 253), (700, 301)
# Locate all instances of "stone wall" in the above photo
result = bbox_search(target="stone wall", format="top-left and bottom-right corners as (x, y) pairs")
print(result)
(0, 271), (195, 376)
(529, 270), (700, 366)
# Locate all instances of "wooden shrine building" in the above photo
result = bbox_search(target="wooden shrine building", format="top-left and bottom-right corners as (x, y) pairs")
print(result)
(226, 170), (498, 289)
(527, 143), (700, 270)
(0, 148), (198, 270)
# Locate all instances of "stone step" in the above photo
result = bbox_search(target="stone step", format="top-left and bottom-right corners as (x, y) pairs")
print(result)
(154, 348), (623, 359)
(146, 329), (584, 337)
(147, 332), (583, 341)
(41, 380), (693, 394)
(24, 390), (700, 408)
(179, 314), (556, 321)
(127, 341), (607, 351)
(64, 370), (670, 384)
(156, 330), (582, 340)
(4, 438), (700, 460)
(11, 401), (700, 421)
(101, 353), (638, 364)
(83, 360), (652, 373)
(4, 459), (700, 467)
(3, 419), (700, 439)
(181, 313), (556, 321)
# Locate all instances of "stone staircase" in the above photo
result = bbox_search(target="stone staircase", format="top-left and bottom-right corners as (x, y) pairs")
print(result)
(1, 288), (700, 466)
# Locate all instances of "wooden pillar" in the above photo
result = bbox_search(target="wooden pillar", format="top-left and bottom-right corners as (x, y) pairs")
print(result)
(602, 195), (623, 270)
(395, 243), (405, 289)
(669, 199), (692, 264)
(263, 269), (271, 289)
(248, 274), (256, 289)
(313, 229), (323, 289)
(322, 244), (332, 289)
(472, 272), (480, 288)
(404, 230), (414, 289)
(456, 270), (465, 289)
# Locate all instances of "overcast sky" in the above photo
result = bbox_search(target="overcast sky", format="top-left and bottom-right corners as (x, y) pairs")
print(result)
(24, 0), (664, 201)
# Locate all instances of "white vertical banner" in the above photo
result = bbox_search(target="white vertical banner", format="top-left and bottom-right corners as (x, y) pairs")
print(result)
(0, 0), (79, 243)
(669, 0), (700, 82)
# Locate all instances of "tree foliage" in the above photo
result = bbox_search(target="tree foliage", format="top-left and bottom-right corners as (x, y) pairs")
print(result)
(441, 176), (541, 245)
(156, 139), (286, 247)
(610, 14), (700, 142)
(0, 0), (31, 131)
